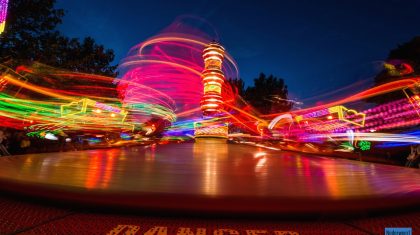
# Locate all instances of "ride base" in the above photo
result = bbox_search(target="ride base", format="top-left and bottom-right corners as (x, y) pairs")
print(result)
(193, 120), (228, 140)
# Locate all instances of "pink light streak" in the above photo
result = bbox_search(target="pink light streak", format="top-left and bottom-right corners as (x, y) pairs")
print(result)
(116, 18), (239, 124)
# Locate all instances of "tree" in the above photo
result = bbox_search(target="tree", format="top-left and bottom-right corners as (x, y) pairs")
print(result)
(0, 0), (116, 76)
(369, 36), (419, 104)
(388, 37), (419, 75)
(244, 73), (293, 114)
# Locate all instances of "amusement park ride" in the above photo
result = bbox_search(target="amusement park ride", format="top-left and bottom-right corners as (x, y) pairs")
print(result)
(0, 37), (419, 150)
(194, 41), (229, 140)
(0, 0), (418, 150)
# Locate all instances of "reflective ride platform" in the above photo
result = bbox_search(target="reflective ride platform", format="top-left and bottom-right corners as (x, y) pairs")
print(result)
(1, 142), (420, 215)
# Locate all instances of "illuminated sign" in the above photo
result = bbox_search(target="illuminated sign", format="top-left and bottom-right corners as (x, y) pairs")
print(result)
(108, 225), (299, 235)
(61, 98), (128, 122)
(60, 99), (88, 116)
(296, 105), (366, 127)
(328, 105), (366, 127)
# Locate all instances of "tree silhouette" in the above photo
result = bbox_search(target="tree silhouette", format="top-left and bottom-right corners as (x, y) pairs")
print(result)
(368, 36), (419, 104)
(244, 73), (293, 114)
(0, 0), (116, 76)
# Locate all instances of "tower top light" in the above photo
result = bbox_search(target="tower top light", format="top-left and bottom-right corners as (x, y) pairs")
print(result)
(200, 41), (226, 116)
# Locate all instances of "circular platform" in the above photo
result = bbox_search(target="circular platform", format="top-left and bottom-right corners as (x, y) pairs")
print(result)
(1, 142), (420, 214)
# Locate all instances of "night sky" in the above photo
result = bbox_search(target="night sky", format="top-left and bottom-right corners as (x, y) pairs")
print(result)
(56, 0), (419, 102)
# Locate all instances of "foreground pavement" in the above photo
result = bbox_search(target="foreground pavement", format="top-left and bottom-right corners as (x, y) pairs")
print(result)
(0, 194), (419, 235)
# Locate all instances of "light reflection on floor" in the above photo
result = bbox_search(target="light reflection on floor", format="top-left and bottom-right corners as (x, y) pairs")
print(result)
(1, 142), (420, 200)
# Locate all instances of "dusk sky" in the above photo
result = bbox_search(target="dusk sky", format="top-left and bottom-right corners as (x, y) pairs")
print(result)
(56, 0), (420, 102)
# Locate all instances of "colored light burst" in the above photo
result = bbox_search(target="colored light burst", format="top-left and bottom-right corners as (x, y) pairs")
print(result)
(263, 77), (420, 143)
(116, 17), (239, 126)
(0, 18), (244, 136)
(0, 18), (254, 138)
(0, 0), (8, 34)
(0, 63), (138, 132)
(358, 141), (371, 151)
(0, 15), (418, 153)
(266, 77), (420, 148)
(384, 60), (414, 77)
(264, 77), (420, 120)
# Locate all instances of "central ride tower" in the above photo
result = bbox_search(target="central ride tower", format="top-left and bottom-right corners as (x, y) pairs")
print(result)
(194, 41), (229, 139)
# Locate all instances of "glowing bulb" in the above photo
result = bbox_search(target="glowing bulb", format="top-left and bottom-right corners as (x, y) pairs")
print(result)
(327, 115), (333, 120)
(95, 109), (102, 113)
(110, 113), (116, 117)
